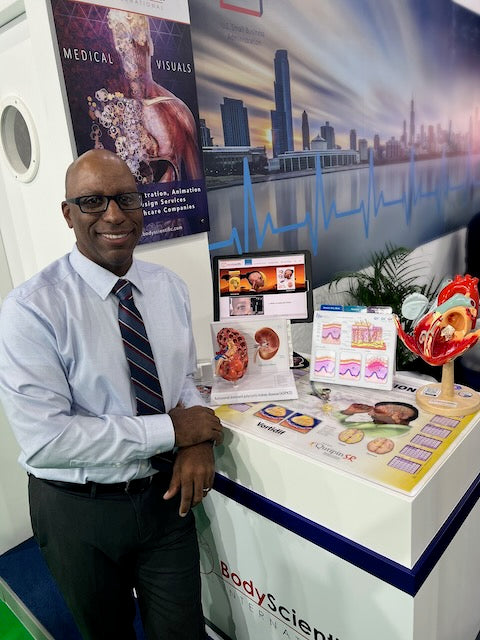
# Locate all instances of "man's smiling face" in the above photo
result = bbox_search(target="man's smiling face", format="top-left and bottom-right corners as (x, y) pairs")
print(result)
(62, 150), (143, 277)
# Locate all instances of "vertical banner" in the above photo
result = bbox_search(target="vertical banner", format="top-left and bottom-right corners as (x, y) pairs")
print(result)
(51, 0), (209, 243)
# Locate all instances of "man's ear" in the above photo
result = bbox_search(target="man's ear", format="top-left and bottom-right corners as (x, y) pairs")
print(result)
(61, 201), (74, 229)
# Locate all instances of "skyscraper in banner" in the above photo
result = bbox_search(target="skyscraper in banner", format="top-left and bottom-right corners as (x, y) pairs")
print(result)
(302, 110), (310, 150)
(321, 121), (335, 149)
(221, 97), (251, 146)
(409, 97), (415, 146)
(271, 49), (293, 157)
(350, 129), (357, 151)
(199, 118), (213, 147)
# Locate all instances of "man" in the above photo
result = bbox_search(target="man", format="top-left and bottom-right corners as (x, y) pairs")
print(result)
(230, 296), (253, 316)
(0, 149), (222, 640)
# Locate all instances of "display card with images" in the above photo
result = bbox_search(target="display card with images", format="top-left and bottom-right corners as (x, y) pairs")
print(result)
(310, 310), (397, 391)
(210, 317), (297, 405)
(214, 371), (477, 496)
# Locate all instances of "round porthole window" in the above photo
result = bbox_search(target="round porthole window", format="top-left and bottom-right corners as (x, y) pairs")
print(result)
(0, 96), (39, 182)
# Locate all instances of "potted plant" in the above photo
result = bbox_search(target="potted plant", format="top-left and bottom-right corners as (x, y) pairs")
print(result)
(329, 243), (442, 373)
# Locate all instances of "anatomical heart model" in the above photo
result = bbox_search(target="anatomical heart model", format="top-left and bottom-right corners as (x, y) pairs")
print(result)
(395, 274), (480, 416)
(210, 318), (297, 405)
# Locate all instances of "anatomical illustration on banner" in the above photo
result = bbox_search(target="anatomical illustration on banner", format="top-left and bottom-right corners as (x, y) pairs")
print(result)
(51, 0), (209, 243)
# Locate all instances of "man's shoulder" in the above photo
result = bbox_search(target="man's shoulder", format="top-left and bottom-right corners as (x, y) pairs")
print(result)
(4, 254), (73, 305)
(135, 259), (187, 288)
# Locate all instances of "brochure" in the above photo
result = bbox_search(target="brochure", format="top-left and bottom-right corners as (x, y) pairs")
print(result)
(310, 310), (397, 391)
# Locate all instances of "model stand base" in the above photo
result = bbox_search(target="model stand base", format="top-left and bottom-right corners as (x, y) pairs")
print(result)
(416, 360), (480, 417)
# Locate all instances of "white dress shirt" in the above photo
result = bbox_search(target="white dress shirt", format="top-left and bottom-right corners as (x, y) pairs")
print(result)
(0, 245), (204, 483)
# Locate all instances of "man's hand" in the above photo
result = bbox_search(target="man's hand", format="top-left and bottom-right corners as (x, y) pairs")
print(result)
(169, 405), (223, 447)
(163, 442), (215, 516)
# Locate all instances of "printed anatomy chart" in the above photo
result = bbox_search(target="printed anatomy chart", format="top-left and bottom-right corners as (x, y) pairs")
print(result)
(310, 310), (397, 390)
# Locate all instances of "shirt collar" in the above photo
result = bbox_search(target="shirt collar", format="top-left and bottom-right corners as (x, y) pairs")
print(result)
(69, 245), (144, 300)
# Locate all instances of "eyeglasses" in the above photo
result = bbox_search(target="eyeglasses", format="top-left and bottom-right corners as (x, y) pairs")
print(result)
(65, 192), (143, 214)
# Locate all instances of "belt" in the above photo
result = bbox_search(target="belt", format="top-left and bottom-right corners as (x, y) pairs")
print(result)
(151, 451), (175, 471)
(39, 475), (155, 496)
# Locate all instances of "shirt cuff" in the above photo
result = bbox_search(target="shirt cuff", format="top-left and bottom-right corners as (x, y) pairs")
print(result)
(142, 413), (175, 454)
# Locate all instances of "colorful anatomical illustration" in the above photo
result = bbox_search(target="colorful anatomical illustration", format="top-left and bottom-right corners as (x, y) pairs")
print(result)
(228, 270), (241, 292)
(210, 318), (295, 405)
(280, 412), (320, 434)
(333, 401), (417, 439)
(395, 274), (480, 366)
(365, 355), (389, 383)
(254, 327), (280, 361)
(338, 352), (361, 381)
(255, 404), (292, 423)
(314, 351), (336, 377)
(215, 327), (249, 382)
(367, 438), (394, 454)
(88, 10), (202, 184)
(322, 323), (342, 344)
(351, 322), (386, 350)
(338, 428), (365, 444)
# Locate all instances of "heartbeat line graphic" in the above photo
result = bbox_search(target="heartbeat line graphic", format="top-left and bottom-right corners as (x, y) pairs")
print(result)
(208, 150), (479, 256)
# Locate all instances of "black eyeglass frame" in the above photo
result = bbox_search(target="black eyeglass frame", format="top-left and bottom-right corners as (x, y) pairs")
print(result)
(64, 192), (144, 214)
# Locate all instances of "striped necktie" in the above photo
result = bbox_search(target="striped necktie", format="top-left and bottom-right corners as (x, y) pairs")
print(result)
(112, 279), (166, 415)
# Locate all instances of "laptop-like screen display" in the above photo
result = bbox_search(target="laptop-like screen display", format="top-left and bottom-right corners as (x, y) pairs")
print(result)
(212, 250), (313, 323)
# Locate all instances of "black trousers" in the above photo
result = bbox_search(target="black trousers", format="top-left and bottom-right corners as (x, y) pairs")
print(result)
(28, 473), (205, 640)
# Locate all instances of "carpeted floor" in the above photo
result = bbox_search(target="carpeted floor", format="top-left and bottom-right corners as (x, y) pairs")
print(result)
(0, 538), (82, 639)
(0, 537), (221, 639)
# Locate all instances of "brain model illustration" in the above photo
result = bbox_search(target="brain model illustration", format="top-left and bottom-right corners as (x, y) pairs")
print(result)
(215, 327), (249, 382)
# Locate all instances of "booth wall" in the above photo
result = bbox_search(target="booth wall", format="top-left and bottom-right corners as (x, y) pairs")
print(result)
(0, 205), (26, 555)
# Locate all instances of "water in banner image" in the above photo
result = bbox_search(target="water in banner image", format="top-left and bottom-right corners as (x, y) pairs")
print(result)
(207, 154), (480, 287)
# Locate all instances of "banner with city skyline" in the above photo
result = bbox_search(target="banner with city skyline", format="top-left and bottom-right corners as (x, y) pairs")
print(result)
(189, 0), (480, 287)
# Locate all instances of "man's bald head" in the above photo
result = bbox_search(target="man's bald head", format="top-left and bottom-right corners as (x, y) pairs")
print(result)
(65, 149), (135, 197)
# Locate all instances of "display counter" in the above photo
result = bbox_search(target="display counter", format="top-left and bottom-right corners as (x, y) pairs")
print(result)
(197, 371), (480, 640)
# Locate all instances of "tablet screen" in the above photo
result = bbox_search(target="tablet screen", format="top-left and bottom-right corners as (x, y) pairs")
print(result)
(212, 250), (313, 323)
